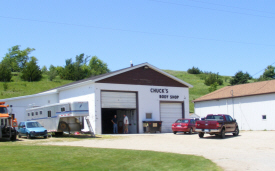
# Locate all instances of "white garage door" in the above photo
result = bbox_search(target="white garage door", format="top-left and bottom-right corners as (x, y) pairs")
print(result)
(160, 103), (183, 133)
(101, 91), (136, 108)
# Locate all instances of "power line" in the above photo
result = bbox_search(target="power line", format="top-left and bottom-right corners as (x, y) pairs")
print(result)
(252, 61), (275, 77)
(1, 15), (274, 47)
(148, 0), (275, 19)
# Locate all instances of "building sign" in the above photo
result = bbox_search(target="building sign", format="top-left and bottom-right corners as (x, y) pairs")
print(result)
(150, 88), (179, 100)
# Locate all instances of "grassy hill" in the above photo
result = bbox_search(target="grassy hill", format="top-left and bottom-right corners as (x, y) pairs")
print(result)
(0, 71), (231, 113)
(164, 70), (231, 113)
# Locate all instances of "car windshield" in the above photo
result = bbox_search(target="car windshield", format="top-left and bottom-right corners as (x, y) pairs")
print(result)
(26, 122), (42, 128)
(175, 119), (189, 123)
(0, 107), (7, 114)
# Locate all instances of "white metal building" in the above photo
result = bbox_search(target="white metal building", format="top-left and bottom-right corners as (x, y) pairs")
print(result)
(194, 80), (275, 130)
(1, 63), (193, 134)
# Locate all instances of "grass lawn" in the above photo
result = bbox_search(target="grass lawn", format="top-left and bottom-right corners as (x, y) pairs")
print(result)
(0, 143), (222, 171)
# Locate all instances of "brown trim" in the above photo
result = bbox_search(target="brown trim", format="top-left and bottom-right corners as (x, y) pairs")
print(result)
(193, 92), (275, 103)
(136, 92), (139, 133)
(96, 67), (188, 88)
(182, 102), (185, 118)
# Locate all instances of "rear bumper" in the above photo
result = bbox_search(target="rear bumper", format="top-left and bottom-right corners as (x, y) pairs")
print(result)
(195, 129), (220, 133)
(172, 127), (190, 132)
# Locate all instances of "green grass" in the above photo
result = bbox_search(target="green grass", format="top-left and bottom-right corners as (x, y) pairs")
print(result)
(1, 70), (232, 113)
(164, 70), (231, 113)
(0, 74), (73, 99)
(0, 143), (222, 171)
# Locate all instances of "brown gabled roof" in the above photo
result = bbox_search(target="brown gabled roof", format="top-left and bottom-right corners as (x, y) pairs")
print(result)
(193, 80), (275, 102)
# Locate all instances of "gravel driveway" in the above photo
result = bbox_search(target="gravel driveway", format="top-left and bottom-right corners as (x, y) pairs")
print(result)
(45, 131), (275, 171)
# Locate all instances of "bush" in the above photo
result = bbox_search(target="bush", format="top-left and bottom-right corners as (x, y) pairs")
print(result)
(187, 67), (202, 74)
(208, 82), (218, 92)
(204, 73), (223, 86)
(3, 82), (8, 91)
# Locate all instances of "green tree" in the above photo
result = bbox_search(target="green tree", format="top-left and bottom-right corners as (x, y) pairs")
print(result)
(208, 82), (218, 92)
(21, 57), (42, 82)
(47, 65), (58, 81)
(89, 56), (110, 76)
(204, 73), (223, 86)
(41, 65), (48, 73)
(2, 45), (35, 72)
(61, 58), (75, 80)
(187, 66), (202, 74)
(230, 71), (251, 85)
(0, 61), (12, 82)
(258, 65), (275, 81)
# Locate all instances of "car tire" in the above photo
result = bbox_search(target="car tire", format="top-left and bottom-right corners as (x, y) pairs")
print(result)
(44, 135), (47, 139)
(18, 134), (21, 138)
(173, 131), (177, 134)
(189, 128), (193, 134)
(11, 134), (16, 141)
(233, 127), (239, 136)
(199, 132), (204, 138)
(220, 129), (225, 139)
(27, 133), (31, 139)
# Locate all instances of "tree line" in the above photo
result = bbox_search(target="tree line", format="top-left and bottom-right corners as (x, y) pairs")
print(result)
(187, 65), (275, 92)
(0, 45), (110, 82)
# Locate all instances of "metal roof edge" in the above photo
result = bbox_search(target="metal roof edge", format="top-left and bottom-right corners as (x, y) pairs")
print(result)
(0, 90), (58, 102)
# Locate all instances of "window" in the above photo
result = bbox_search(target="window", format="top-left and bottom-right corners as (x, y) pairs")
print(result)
(40, 111), (42, 115)
(146, 113), (152, 119)
(27, 113), (30, 116)
(48, 111), (51, 117)
(31, 112), (34, 116)
(262, 115), (266, 120)
(61, 107), (65, 112)
(35, 112), (38, 115)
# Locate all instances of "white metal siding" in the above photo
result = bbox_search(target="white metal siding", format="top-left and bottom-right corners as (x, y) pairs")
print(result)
(101, 91), (136, 108)
(160, 103), (182, 133)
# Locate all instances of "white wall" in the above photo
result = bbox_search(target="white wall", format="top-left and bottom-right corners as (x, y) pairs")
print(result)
(95, 83), (189, 134)
(1, 92), (59, 123)
(194, 93), (275, 130)
(59, 84), (95, 132)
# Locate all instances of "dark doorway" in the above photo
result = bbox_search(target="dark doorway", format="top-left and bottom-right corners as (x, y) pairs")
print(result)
(101, 109), (116, 134)
(101, 108), (138, 134)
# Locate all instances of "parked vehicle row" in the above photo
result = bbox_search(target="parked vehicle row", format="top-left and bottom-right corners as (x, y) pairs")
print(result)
(171, 114), (239, 139)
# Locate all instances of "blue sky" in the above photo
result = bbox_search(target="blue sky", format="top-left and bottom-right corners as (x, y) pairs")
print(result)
(1, 0), (275, 77)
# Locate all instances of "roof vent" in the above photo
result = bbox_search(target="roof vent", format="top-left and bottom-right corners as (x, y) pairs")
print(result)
(130, 60), (133, 67)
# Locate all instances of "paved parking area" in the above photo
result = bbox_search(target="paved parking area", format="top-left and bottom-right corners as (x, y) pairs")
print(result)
(45, 131), (275, 171)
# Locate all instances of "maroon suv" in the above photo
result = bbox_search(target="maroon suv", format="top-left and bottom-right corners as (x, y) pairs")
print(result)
(171, 118), (196, 134)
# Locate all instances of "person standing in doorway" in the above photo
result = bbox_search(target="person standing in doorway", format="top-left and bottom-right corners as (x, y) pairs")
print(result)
(123, 114), (129, 134)
(111, 115), (118, 134)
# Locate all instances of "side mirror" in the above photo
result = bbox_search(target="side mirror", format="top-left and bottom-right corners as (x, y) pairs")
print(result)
(22, 126), (26, 128)
(233, 119), (236, 122)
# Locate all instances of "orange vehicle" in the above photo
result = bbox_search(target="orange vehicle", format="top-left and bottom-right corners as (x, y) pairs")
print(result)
(0, 102), (17, 140)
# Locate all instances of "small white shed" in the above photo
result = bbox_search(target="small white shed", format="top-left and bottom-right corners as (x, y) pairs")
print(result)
(194, 80), (275, 130)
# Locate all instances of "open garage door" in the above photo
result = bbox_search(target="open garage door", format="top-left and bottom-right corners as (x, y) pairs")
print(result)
(160, 102), (183, 133)
(101, 91), (138, 134)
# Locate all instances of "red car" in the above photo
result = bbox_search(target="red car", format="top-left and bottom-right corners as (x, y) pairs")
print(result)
(171, 118), (196, 134)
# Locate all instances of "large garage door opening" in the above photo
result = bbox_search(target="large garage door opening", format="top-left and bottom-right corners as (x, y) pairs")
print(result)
(160, 102), (184, 133)
(101, 91), (138, 134)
